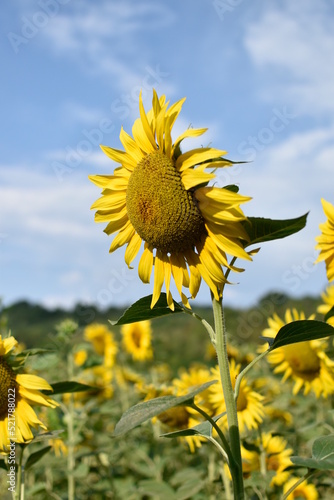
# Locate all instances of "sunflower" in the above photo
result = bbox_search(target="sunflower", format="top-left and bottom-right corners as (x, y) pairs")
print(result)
(209, 359), (265, 433)
(315, 198), (334, 282)
(155, 365), (214, 452)
(74, 349), (88, 367)
(121, 320), (153, 361)
(84, 323), (118, 361)
(283, 477), (318, 500)
(0, 335), (58, 452)
(172, 364), (214, 416)
(261, 309), (334, 398)
(317, 283), (334, 327)
(241, 432), (293, 487)
(89, 90), (252, 309)
(51, 437), (68, 457)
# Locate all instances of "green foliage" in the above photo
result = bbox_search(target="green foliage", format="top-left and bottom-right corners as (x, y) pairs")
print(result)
(267, 320), (334, 350)
(242, 212), (308, 246)
(25, 446), (53, 471)
(48, 381), (98, 394)
(114, 381), (217, 436)
(291, 435), (334, 471)
(1, 292), (334, 498)
(110, 293), (184, 326)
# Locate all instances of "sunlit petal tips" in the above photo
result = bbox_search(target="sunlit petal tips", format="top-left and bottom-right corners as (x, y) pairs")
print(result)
(90, 89), (252, 308)
(315, 198), (334, 282)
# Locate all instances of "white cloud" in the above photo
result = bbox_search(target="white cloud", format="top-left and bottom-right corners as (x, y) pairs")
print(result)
(236, 125), (334, 217)
(40, 1), (175, 86)
(244, 0), (334, 116)
(0, 165), (95, 244)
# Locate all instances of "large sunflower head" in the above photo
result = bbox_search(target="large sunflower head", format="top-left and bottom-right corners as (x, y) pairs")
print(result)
(0, 335), (58, 453)
(90, 90), (252, 309)
(260, 309), (334, 398)
(315, 198), (334, 282)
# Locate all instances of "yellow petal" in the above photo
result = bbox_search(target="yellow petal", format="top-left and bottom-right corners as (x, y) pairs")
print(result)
(207, 223), (252, 261)
(16, 374), (53, 391)
(124, 233), (143, 268)
(195, 186), (252, 207)
(109, 222), (134, 253)
(100, 145), (136, 170)
(184, 250), (202, 298)
(170, 253), (187, 296)
(138, 244), (153, 283)
(151, 251), (165, 308)
(172, 127), (207, 154)
(139, 90), (157, 150)
(1, 336), (17, 355)
(181, 169), (215, 191)
(103, 214), (129, 235)
(176, 148), (227, 172)
(119, 126), (144, 164)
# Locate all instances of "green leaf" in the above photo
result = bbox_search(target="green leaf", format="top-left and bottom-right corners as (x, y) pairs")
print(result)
(30, 430), (64, 443)
(113, 380), (217, 436)
(242, 213), (308, 246)
(160, 424), (209, 440)
(109, 293), (184, 325)
(291, 435), (334, 471)
(15, 348), (55, 358)
(269, 320), (334, 351)
(25, 446), (52, 471)
(138, 479), (176, 500)
(176, 478), (205, 500)
(0, 460), (7, 471)
(47, 381), (96, 394)
(223, 184), (239, 193)
(161, 412), (225, 439)
(324, 306), (334, 323)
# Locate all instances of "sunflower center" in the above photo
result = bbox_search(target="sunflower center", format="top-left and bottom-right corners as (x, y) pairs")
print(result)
(126, 151), (206, 253)
(131, 328), (142, 348)
(283, 342), (320, 379)
(236, 387), (248, 412)
(0, 357), (17, 418)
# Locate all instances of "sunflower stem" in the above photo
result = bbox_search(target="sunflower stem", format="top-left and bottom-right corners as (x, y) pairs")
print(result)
(190, 402), (232, 463)
(281, 469), (316, 500)
(211, 294), (244, 499)
(66, 352), (75, 500)
(234, 350), (269, 401)
(181, 307), (216, 345)
(15, 445), (25, 500)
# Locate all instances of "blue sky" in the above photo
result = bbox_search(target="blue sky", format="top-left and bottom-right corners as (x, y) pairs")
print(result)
(1, 0), (334, 311)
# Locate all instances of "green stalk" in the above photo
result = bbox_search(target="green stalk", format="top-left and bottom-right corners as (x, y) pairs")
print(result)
(66, 352), (75, 500)
(211, 294), (244, 499)
(16, 445), (24, 500)
(282, 470), (316, 500)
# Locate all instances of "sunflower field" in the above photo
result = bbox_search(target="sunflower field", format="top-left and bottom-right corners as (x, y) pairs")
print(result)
(1, 90), (334, 499)
(1, 288), (334, 499)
